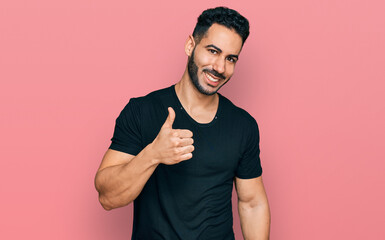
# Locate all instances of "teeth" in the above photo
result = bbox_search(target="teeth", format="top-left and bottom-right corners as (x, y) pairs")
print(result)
(205, 72), (219, 82)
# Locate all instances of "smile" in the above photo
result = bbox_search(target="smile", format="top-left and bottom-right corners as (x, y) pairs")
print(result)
(204, 71), (222, 87)
(205, 72), (220, 82)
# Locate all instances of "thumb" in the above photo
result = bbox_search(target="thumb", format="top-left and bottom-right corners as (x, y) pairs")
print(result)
(162, 107), (175, 129)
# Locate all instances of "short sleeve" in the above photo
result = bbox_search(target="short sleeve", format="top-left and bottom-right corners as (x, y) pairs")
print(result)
(235, 118), (263, 179)
(109, 98), (143, 155)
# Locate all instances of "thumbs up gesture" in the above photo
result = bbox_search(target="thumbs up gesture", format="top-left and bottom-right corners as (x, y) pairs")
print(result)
(150, 107), (194, 165)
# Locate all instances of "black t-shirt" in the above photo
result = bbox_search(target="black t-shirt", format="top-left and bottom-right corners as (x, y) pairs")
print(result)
(109, 85), (263, 240)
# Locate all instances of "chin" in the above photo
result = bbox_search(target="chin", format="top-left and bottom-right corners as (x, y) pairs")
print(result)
(199, 81), (225, 96)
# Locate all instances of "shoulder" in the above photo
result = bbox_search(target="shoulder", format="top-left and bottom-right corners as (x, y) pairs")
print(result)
(116, 85), (172, 122)
(144, 85), (173, 100)
(123, 85), (173, 109)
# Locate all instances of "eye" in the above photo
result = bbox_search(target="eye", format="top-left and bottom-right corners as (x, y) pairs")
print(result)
(227, 57), (236, 63)
(209, 49), (218, 54)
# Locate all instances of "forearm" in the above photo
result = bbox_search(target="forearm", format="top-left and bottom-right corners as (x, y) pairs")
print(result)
(95, 144), (159, 210)
(238, 201), (271, 240)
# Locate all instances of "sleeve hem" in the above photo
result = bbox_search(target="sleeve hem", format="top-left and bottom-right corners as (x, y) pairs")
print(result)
(235, 169), (263, 179)
(109, 143), (141, 156)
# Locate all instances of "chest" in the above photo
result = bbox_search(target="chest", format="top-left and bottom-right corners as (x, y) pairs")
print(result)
(141, 109), (244, 178)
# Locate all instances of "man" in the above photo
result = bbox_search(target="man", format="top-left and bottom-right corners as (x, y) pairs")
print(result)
(95, 6), (270, 240)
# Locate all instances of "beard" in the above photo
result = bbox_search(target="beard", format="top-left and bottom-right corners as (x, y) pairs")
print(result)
(187, 48), (229, 96)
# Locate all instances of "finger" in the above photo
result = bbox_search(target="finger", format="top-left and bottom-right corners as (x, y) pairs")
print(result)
(177, 137), (194, 147)
(162, 107), (175, 129)
(175, 129), (193, 138)
(178, 152), (193, 162)
(176, 145), (195, 155)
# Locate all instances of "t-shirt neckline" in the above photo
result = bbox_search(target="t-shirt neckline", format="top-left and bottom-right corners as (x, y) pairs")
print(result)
(170, 84), (222, 127)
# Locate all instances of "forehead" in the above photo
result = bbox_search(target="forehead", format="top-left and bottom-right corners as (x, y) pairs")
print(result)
(198, 23), (243, 54)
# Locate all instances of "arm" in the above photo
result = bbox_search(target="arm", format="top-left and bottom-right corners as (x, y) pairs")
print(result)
(235, 176), (271, 240)
(94, 107), (194, 210)
(94, 145), (158, 210)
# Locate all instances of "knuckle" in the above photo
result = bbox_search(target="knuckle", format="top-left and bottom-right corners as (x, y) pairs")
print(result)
(172, 140), (179, 147)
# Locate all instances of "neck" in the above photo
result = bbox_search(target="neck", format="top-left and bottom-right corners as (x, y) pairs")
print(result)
(175, 69), (219, 112)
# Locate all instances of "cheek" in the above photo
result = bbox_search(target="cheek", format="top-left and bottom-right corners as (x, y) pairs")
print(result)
(200, 56), (214, 67)
(195, 51), (214, 66)
(226, 64), (235, 76)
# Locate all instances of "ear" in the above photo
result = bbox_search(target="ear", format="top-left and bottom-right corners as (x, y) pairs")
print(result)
(184, 35), (195, 57)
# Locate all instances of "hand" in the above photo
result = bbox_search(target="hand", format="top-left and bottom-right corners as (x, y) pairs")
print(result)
(150, 107), (194, 165)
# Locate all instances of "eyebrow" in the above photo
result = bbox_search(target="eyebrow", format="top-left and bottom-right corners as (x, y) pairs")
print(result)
(205, 44), (239, 60)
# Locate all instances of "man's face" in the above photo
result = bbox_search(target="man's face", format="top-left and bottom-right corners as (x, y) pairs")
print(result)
(187, 23), (243, 96)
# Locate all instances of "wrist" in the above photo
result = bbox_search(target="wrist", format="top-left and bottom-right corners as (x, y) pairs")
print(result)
(144, 142), (161, 166)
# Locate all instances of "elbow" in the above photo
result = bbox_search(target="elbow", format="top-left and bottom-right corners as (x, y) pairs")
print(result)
(98, 194), (116, 211)
(94, 173), (136, 210)
(98, 193), (134, 211)
(94, 173), (115, 210)
(100, 203), (112, 211)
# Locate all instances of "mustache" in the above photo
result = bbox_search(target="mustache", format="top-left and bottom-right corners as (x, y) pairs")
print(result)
(203, 69), (226, 80)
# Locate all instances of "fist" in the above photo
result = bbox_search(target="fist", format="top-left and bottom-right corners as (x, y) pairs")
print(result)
(148, 107), (194, 165)
(151, 107), (194, 165)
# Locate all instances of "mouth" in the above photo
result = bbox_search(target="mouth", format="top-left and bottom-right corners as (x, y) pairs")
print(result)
(204, 72), (221, 86)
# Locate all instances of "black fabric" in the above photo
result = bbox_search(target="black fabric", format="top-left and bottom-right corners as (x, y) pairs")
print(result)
(109, 85), (263, 240)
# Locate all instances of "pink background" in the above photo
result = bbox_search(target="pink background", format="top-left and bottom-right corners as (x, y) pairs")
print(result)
(1, 0), (384, 239)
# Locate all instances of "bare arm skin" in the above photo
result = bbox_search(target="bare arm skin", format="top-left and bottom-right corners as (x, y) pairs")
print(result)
(94, 107), (194, 210)
(235, 176), (271, 240)
(95, 147), (157, 210)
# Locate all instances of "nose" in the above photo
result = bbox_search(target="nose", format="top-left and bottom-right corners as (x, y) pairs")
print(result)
(213, 57), (226, 74)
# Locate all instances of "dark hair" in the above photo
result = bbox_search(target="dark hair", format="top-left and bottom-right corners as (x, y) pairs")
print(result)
(192, 6), (250, 45)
